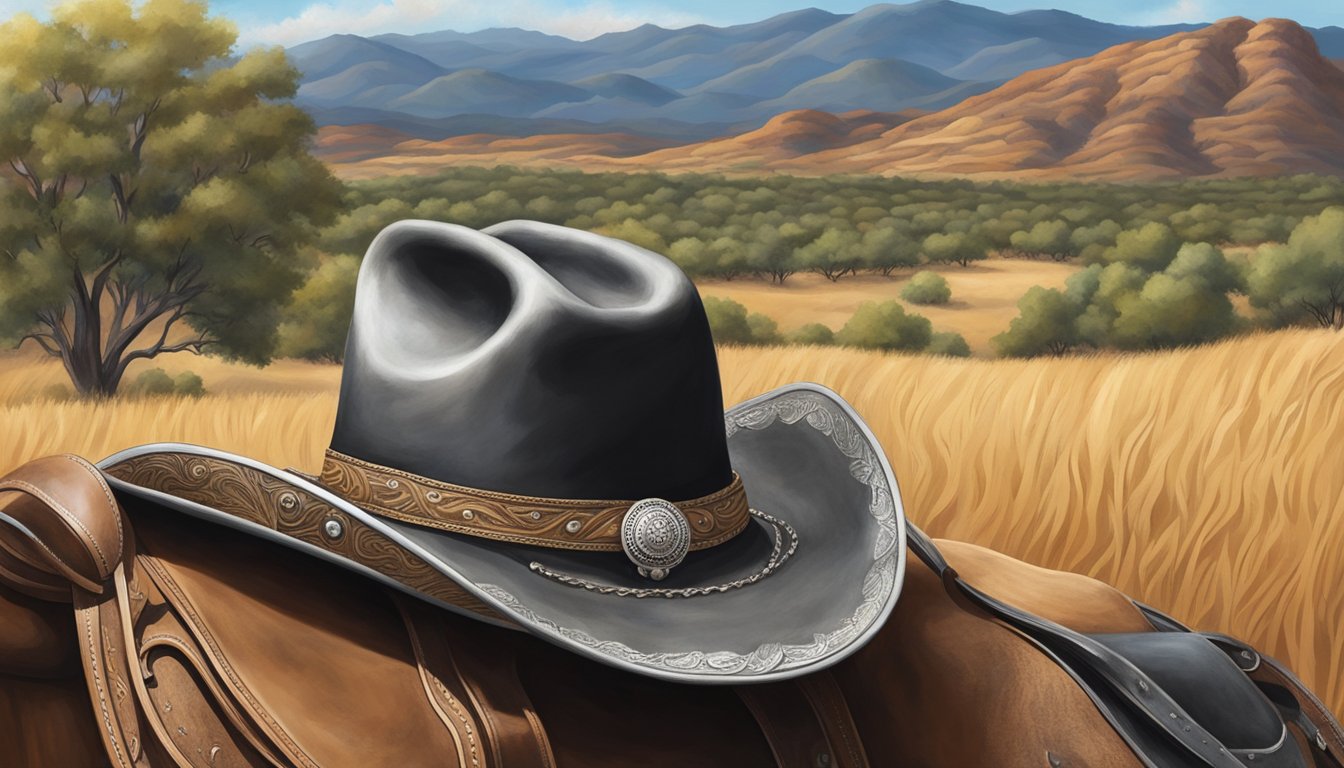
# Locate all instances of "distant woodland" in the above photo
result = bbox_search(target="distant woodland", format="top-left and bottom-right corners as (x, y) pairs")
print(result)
(281, 167), (1344, 360)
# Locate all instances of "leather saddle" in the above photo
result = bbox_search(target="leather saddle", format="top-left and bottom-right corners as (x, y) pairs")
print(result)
(2, 454), (1341, 768)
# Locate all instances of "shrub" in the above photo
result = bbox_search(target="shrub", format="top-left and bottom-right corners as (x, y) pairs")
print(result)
(746, 313), (782, 345)
(128, 368), (176, 396)
(901, 271), (952, 305)
(835, 301), (932, 351)
(126, 368), (206, 397)
(788, 323), (835, 345)
(173, 372), (206, 398)
(927, 331), (971, 357)
(702, 297), (779, 345)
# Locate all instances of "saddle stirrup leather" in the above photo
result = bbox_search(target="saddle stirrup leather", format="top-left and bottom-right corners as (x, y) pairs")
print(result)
(905, 522), (1344, 768)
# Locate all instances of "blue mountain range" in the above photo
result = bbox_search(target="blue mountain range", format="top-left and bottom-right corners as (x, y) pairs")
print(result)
(288, 0), (1344, 141)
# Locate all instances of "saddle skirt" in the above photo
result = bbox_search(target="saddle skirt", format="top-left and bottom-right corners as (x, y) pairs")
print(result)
(1, 454), (1341, 768)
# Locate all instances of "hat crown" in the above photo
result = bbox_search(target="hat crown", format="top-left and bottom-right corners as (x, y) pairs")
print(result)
(329, 219), (733, 502)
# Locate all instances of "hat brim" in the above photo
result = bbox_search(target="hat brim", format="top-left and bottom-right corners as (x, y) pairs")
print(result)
(99, 382), (906, 684)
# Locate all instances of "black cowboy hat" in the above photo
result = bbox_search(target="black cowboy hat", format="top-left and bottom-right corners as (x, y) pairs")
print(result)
(100, 220), (908, 684)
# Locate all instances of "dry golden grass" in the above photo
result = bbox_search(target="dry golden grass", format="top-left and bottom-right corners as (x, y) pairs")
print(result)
(697, 258), (1080, 356)
(1, 331), (1342, 718)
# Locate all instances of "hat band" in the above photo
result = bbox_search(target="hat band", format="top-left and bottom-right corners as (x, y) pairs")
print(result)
(319, 449), (751, 553)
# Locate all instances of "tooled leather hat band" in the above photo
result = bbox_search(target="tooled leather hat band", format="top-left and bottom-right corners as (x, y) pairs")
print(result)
(319, 449), (751, 553)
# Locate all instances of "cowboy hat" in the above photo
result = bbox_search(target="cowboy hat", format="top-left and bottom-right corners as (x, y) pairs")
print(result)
(99, 219), (908, 684)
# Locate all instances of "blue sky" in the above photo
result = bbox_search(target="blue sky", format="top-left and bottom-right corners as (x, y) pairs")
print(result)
(1, 0), (1340, 46)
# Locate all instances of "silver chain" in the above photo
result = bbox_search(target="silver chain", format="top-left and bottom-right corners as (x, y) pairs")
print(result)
(529, 508), (799, 598)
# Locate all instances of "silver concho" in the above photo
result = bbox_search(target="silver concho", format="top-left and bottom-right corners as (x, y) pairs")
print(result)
(621, 498), (691, 581)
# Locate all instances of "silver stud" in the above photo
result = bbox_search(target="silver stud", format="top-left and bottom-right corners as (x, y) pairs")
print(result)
(278, 491), (299, 510)
(426, 491), (441, 502)
(462, 509), (476, 521)
(323, 519), (344, 539)
(621, 499), (691, 581)
(530, 511), (542, 520)
(386, 478), (399, 489)
(565, 520), (581, 534)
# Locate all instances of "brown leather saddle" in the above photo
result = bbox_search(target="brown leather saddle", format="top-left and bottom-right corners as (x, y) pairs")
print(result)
(3, 454), (1342, 767)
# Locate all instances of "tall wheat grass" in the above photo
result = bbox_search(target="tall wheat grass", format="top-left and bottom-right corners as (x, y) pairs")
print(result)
(0, 330), (1342, 717)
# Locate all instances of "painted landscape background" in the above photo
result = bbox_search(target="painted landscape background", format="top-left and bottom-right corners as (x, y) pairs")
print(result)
(1, 0), (1343, 719)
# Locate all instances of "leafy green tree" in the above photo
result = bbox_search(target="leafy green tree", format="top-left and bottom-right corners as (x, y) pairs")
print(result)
(1010, 219), (1074, 260)
(788, 322), (834, 345)
(857, 224), (920, 276)
(922, 231), (988, 267)
(1245, 207), (1344, 329)
(0, 0), (342, 395)
(835, 301), (932, 352)
(702, 297), (752, 344)
(796, 227), (860, 282)
(277, 254), (359, 362)
(901, 271), (951, 305)
(992, 287), (1083, 357)
(1103, 222), (1182, 272)
(927, 331), (971, 357)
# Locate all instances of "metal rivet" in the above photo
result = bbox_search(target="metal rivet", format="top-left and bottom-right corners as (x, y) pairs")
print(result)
(324, 519), (344, 539)
(426, 491), (441, 502)
(387, 479), (399, 489)
(565, 520), (581, 534)
(1248, 754), (1255, 761)
(816, 753), (831, 768)
(462, 509), (476, 521)
(278, 491), (299, 510)
(530, 511), (542, 520)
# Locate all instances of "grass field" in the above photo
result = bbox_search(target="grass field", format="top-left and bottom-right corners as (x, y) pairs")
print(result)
(1, 331), (1342, 718)
(698, 258), (1080, 355)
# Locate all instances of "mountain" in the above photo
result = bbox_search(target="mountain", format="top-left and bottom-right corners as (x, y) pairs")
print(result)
(289, 0), (1285, 138)
(385, 69), (591, 118)
(791, 18), (1344, 179)
(758, 58), (995, 114)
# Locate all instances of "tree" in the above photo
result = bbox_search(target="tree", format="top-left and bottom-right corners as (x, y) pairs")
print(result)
(922, 231), (988, 267)
(795, 227), (860, 282)
(277, 254), (359, 362)
(856, 224), (920, 276)
(1010, 220), (1074, 261)
(0, 0), (342, 395)
(992, 287), (1083, 357)
(702, 296), (753, 344)
(1103, 222), (1182, 272)
(835, 301), (932, 352)
(901, 271), (951, 305)
(1245, 207), (1344, 329)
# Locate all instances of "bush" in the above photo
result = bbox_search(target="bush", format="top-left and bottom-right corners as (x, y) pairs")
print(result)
(788, 323), (835, 345)
(927, 331), (971, 357)
(702, 297), (779, 345)
(173, 371), (206, 398)
(128, 368), (176, 396)
(835, 301), (932, 352)
(901, 271), (952, 305)
(126, 368), (206, 397)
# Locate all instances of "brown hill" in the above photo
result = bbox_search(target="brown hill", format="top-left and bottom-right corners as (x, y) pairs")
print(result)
(792, 17), (1344, 179)
(613, 109), (920, 172)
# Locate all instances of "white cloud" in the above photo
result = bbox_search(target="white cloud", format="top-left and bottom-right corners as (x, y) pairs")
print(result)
(1143, 0), (1209, 24)
(238, 0), (704, 47)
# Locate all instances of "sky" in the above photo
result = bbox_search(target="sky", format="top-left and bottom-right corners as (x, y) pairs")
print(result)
(0, 0), (1339, 47)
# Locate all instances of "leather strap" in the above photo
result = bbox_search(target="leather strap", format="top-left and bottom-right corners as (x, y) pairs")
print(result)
(737, 672), (870, 768)
(396, 595), (487, 768)
(321, 448), (749, 552)
(444, 619), (556, 768)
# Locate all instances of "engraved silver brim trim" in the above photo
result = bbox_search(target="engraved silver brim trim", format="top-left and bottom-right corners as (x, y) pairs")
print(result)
(98, 382), (907, 685)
